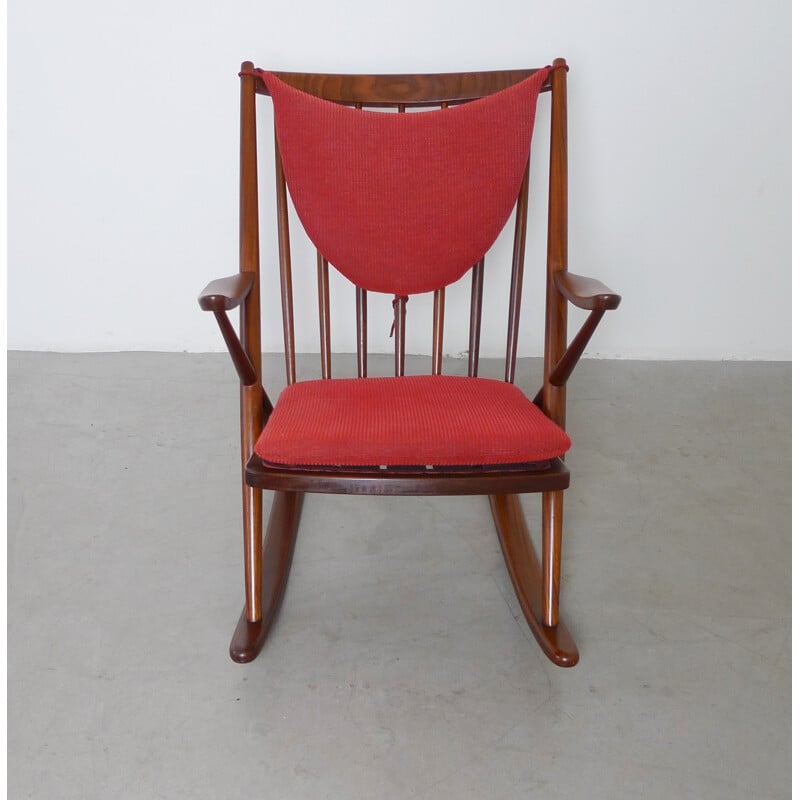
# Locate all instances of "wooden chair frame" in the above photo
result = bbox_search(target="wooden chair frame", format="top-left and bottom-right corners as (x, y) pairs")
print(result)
(198, 58), (620, 667)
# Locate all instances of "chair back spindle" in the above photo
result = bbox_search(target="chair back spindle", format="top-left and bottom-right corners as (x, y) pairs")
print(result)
(316, 252), (332, 378)
(432, 288), (445, 375)
(356, 287), (368, 377)
(467, 259), (485, 377)
(505, 160), (531, 384)
(274, 135), (297, 385)
(393, 295), (407, 376)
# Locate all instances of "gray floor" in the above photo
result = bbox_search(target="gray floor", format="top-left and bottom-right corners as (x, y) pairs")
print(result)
(8, 353), (790, 799)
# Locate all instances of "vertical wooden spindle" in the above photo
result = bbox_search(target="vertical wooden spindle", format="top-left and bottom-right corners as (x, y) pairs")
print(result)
(394, 296), (407, 376)
(467, 259), (485, 378)
(274, 129), (296, 385)
(542, 490), (563, 627)
(504, 159), (531, 384)
(432, 288), (445, 375)
(317, 252), (331, 379)
(356, 286), (368, 378)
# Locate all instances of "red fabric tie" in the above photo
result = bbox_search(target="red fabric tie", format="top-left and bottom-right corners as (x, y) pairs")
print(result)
(389, 295), (409, 338)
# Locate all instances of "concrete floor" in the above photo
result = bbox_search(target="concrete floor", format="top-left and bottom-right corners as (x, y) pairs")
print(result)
(8, 353), (790, 799)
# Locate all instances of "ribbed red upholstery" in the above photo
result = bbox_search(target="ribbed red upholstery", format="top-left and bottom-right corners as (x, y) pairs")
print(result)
(255, 376), (570, 468)
(261, 69), (550, 295)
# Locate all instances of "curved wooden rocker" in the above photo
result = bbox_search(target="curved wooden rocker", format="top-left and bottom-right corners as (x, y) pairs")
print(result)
(199, 59), (620, 668)
(229, 491), (303, 663)
(490, 494), (578, 666)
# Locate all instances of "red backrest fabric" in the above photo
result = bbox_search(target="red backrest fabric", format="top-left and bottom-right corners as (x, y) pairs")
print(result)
(261, 69), (551, 295)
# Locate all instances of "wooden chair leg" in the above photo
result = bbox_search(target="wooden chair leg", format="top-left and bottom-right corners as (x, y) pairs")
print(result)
(230, 491), (304, 663)
(489, 493), (578, 667)
(243, 485), (263, 622)
(542, 490), (563, 627)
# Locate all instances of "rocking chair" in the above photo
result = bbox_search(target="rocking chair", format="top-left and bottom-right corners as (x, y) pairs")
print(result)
(198, 58), (620, 667)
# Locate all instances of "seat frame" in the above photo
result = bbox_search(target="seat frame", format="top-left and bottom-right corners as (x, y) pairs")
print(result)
(199, 58), (620, 667)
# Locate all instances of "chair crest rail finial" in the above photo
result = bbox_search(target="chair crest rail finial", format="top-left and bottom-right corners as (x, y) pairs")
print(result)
(238, 67), (264, 79)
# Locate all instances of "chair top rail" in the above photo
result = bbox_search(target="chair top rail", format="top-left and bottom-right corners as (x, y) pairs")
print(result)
(249, 68), (551, 106)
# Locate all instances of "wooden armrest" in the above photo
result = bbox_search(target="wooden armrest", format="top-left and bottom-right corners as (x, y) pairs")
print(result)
(553, 271), (621, 311)
(198, 272), (255, 312)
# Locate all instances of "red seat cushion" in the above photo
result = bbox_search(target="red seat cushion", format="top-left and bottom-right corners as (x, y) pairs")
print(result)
(255, 375), (570, 469)
(260, 69), (551, 295)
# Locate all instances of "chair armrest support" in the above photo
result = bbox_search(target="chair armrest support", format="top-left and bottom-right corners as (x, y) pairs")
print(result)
(198, 272), (256, 312)
(196, 272), (273, 419)
(553, 271), (621, 311)
(533, 272), (621, 407)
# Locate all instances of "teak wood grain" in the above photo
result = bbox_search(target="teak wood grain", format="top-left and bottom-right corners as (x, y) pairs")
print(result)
(254, 69), (553, 106)
(246, 454), (570, 496)
(198, 272), (254, 312)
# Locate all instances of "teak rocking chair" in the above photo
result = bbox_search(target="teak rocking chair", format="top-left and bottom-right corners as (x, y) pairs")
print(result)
(199, 58), (620, 667)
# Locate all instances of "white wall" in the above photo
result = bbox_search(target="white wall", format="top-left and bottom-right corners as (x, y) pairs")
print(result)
(8, 0), (790, 359)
